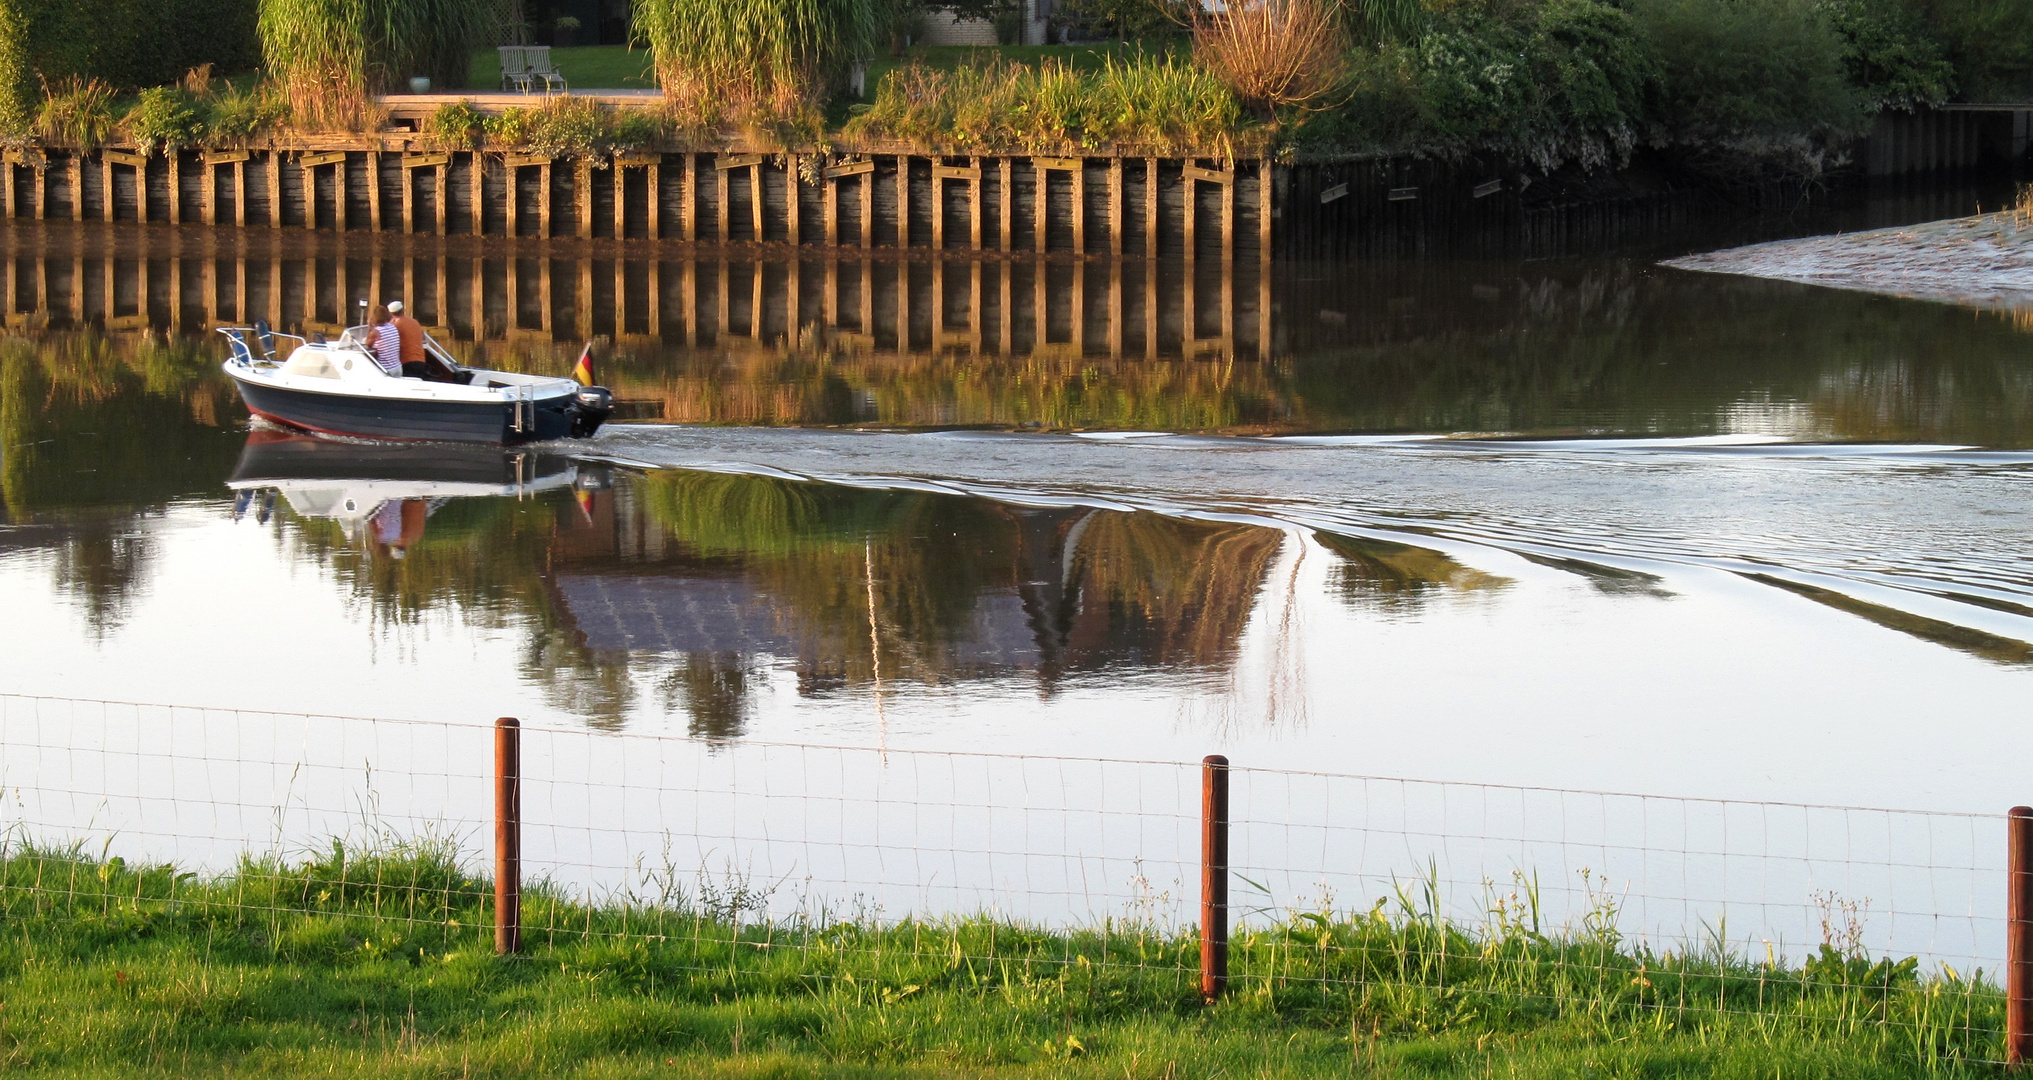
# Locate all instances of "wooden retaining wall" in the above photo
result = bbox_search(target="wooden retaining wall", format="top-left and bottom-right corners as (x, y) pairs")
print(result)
(0, 147), (1273, 264)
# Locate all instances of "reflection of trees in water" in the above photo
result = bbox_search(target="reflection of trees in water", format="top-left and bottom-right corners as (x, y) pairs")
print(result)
(1316, 531), (1510, 616)
(0, 331), (241, 631)
(1280, 264), (2033, 445)
(657, 654), (755, 743)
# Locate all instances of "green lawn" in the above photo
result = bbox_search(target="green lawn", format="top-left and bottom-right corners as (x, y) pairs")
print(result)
(0, 841), (2003, 1078)
(462, 45), (657, 91)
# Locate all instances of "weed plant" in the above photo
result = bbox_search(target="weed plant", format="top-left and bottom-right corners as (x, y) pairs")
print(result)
(0, 835), (2004, 1078)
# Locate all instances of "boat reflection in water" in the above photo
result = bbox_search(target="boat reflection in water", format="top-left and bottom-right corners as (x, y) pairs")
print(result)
(227, 428), (586, 556)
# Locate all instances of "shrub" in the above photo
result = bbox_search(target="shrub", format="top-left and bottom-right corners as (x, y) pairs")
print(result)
(203, 83), (288, 140)
(33, 76), (116, 148)
(1633, 0), (1865, 173)
(425, 98), (486, 149)
(122, 86), (204, 154)
(0, 0), (261, 136)
(483, 97), (666, 158)
(1818, 0), (1954, 111)
(1918, 0), (2033, 101)
(1302, 0), (1652, 170)
(1193, 0), (1347, 116)
(1053, 0), (1192, 41)
(634, 0), (877, 115)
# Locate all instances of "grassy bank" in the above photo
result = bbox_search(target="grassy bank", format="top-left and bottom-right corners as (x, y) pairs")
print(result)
(0, 838), (2002, 1077)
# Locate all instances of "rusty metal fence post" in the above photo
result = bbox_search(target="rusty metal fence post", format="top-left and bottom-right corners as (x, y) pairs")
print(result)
(2011, 806), (2033, 1066)
(1201, 754), (1230, 1003)
(495, 717), (522, 955)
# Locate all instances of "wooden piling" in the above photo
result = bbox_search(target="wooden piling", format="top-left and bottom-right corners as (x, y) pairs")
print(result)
(577, 158), (593, 238)
(495, 718), (522, 955)
(681, 155), (697, 242)
(788, 156), (802, 246)
(1108, 159), (1123, 257)
(648, 161), (661, 239)
(614, 159), (627, 240)
(715, 158), (729, 241)
(70, 155), (82, 221)
(824, 163), (839, 246)
(370, 151), (384, 230)
(436, 161), (449, 235)
(1201, 754), (1230, 1004)
(167, 153), (179, 224)
(470, 154), (485, 236)
(749, 161), (764, 242)
(506, 161), (522, 237)
(1145, 159), (1159, 258)
(1071, 162), (1086, 254)
(539, 162), (552, 237)
(2011, 806), (2033, 1066)
(896, 156), (911, 248)
(1259, 161), (1274, 266)
(970, 156), (983, 250)
(853, 171), (868, 249)
(234, 159), (247, 226)
(1034, 160), (1047, 252)
(998, 159), (1012, 251)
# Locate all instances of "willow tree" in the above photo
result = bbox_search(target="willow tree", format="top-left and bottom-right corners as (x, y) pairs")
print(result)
(259, 0), (491, 129)
(633, 0), (876, 116)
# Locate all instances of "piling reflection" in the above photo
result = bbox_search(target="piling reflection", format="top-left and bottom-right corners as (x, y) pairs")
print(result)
(5, 222), (2033, 445)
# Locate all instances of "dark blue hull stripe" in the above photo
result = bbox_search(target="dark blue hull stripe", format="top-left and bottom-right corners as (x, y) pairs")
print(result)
(232, 378), (576, 444)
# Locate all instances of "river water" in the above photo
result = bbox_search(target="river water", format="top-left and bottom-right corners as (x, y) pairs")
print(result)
(1, 209), (2027, 957)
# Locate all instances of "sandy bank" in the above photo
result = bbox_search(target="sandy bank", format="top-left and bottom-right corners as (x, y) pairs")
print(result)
(1664, 212), (2033, 315)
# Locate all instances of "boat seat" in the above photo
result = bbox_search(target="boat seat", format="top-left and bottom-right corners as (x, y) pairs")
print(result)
(222, 328), (256, 366)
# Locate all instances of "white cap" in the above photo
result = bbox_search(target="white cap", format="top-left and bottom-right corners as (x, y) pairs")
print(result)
(387, 300), (404, 313)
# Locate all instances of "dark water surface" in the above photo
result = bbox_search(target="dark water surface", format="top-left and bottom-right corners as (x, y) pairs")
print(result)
(2, 218), (2029, 819)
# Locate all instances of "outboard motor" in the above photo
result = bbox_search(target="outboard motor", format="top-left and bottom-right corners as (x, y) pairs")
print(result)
(570, 385), (615, 438)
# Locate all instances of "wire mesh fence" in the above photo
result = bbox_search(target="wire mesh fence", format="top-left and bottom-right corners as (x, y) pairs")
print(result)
(0, 692), (2015, 1065)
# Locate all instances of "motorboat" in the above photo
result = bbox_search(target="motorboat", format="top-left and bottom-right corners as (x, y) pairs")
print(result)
(218, 322), (614, 444)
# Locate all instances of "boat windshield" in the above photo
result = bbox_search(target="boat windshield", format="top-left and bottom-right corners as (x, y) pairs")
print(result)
(336, 325), (375, 350)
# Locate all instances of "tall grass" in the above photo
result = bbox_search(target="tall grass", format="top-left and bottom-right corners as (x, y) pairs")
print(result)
(32, 76), (117, 148)
(0, 837), (2006, 1077)
(846, 56), (1254, 155)
(1194, 0), (1347, 116)
(258, 0), (491, 130)
(634, 0), (877, 118)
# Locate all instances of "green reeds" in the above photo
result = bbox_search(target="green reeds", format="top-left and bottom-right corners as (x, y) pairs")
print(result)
(846, 55), (1254, 156)
(633, 0), (877, 119)
(257, 0), (491, 130)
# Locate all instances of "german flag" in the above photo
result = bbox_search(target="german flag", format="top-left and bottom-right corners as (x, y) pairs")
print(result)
(572, 342), (595, 385)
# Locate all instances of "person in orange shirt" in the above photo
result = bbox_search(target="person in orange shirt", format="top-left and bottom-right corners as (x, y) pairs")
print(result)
(386, 299), (427, 376)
